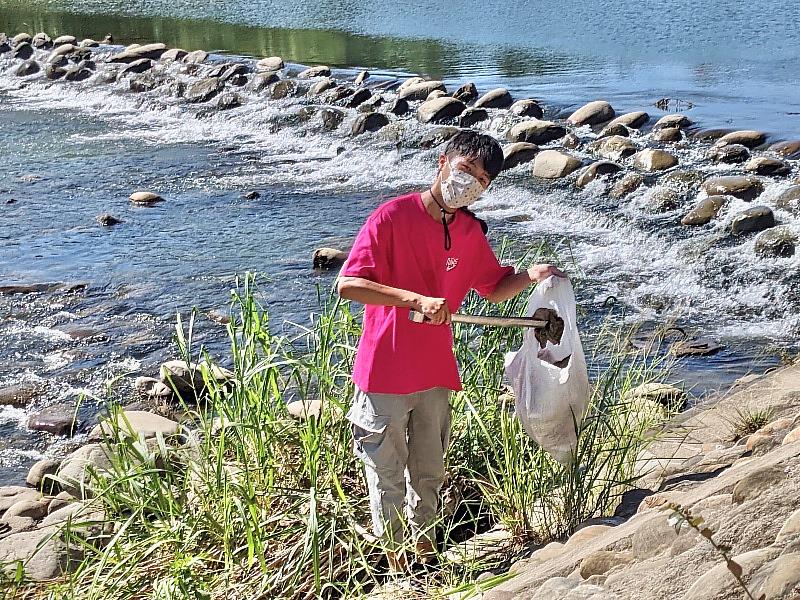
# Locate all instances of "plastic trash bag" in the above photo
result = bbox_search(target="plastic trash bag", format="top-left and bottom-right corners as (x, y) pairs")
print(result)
(504, 276), (590, 464)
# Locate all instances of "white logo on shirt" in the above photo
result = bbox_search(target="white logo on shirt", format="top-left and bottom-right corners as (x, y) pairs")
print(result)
(446, 257), (459, 271)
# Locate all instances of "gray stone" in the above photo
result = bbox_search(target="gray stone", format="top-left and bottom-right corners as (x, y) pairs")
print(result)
(579, 551), (634, 579)
(707, 143), (749, 163)
(308, 77), (335, 96)
(0, 526), (82, 581)
(256, 56), (283, 71)
(458, 107), (489, 127)
(562, 132), (581, 149)
(129, 191), (163, 204)
(11, 33), (32, 46)
(652, 126), (682, 142)
(653, 114), (692, 129)
(26, 459), (61, 491)
(12, 41), (34, 60)
(683, 547), (780, 600)
(387, 98), (409, 115)
(775, 185), (800, 214)
(3, 498), (50, 520)
(502, 142), (539, 170)
(160, 48), (187, 62)
(632, 149), (678, 172)
(568, 100), (614, 126)
(730, 206), (775, 236)
(732, 465), (786, 503)
(670, 338), (723, 357)
(510, 99), (544, 118)
(610, 173), (644, 199)
(0, 383), (38, 407)
(320, 108), (344, 131)
(769, 140), (800, 159)
(507, 119), (567, 144)
(608, 111), (649, 129)
(52, 35), (77, 47)
(56, 443), (113, 499)
(397, 76), (424, 91)
(63, 66), (92, 82)
(701, 176), (764, 201)
(398, 80), (446, 101)
(32, 33), (52, 49)
(474, 87), (513, 109)
(661, 169), (705, 190)
(47, 491), (74, 515)
(598, 123), (629, 138)
(354, 70), (368, 85)
(184, 77), (224, 103)
(453, 82), (478, 103)
(417, 97), (465, 124)
(89, 410), (180, 441)
(351, 112), (389, 135)
(15, 60), (39, 77)
(624, 383), (686, 407)
(0, 486), (40, 513)
(48, 44), (76, 61)
(286, 399), (323, 420)
(420, 126), (460, 148)
(643, 186), (680, 212)
(269, 79), (296, 100)
(754, 226), (797, 258)
(216, 92), (243, 111)
(588, 135), (638, 160)
(109, 42), (166, 63)
(121, 58), (153, 75)
(681, 195), (729, 226)
(576, 161), (622, 188)
(714, 129), (767, 149)
(313, 247), (347, 269)
(28, 403), (77, 436)
(182, 49), (208, 64)
(744, 156), (791, 176)
(44, 63), (66, 80)
(250, 70), (279, 92)
(297, 65), (330, 79)
(532, 150), (582, 179)
(692, 128), (736, 142)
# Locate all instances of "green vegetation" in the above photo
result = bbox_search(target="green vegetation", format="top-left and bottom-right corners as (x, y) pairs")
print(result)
(4, 245), (676, 599)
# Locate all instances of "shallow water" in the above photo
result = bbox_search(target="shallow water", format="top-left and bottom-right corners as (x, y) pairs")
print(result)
(0, 0), (798, 484)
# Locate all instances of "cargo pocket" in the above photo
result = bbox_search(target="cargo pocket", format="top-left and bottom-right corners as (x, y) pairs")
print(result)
(347, 406), (392, 468)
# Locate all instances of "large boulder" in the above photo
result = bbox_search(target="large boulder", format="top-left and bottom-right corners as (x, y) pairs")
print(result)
(184, 77), (224, 103)
(532, 150), (582, 179)
(351, 112), (389, 135)
(0, 383), (38, 407)
(701, 176), (764, 201)
(575, 161), (622, 188)
(653, 114), (692, 129)
(567, 100), (614, 126)
(28, 403), (77, 436)
(730, 206), (775, 236)
(398, 81), (446, 101)
(55, 444), (113, 499)
(610, 173), (644, 199)
(12, 41), (34, 60)
(109, 43), (166, 63)
(588, 135), (638, 160)
(474, 87), (513, 109)
(632, 149), (678, 172)
(510, 99), (544, 118)
(183, 49), (208, 64)
(0, 526), (82, 581)
(160, 48), (187, 62)
(453, 82), (478, 103)
(507, 119), (566, 144)
(502, 142), (539, 170)
(26, 459), (61, 492)
(89, 410), (180, 441)
(754, 225), (797, 258)
(256, 56), (283, 71)
(598, 123), (629, 138)
(642, 186), (680, 212)
(269, 79), (296, 100)
(707, 143), (749, 163)
(308, 77), (335, 96)
(313, 247), (347, 269)
(775, 185), (800, 214)
(714, 130), (767, 148)
(769, 140), (800, 159)
(681, 195), (728, 225)
(743, 156), (791, 176)
(652, 126), (682, 142)
(121, 58), (153, 75)
(458, 108), (489, 127)
(608, 111), (649, 129)
(14, 60), (40, 77)
(692, 127), (735, 142)
(250, 70), (279, 92)
(52, 35), (77, 47)
(297, 65), (330, 79)
(417, 97), (465, 124)
(129, 191), (163, 205)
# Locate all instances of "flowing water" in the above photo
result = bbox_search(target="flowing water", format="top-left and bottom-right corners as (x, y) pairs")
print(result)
(0, 0), (799, 484)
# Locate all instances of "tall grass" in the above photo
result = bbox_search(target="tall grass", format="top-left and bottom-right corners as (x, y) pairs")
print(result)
(9, 245), (676, 599)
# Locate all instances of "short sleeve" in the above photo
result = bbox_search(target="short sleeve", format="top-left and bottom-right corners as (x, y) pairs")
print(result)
(341, 207), (392, 282)
(471, 235), (515, 298)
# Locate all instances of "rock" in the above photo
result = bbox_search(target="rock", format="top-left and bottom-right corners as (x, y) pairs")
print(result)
(269, 79), (296, 100)
(63, 66), (92, 82)
(48, 44), (76, 61)
(507, 119), (567, 144)
(474, 87), (513, 109)
(701, 176), (764, 201)
(109, 42), (166, 63)
(11, 33), (32, 46)
(426, 89), (447, 101)
(0, 486), (40, 513)
(502, 142), (539, 170)
(631, 516), (680, 559)
(608, 111), (649, 129)
(782, 426), (800, 445)
(707, 143), (749, 163)
(160, 48), (187, 62)
(148, 382), (173, 400)
(0, 526), (82, 581)
(159, 361), (204, 397)
(509, 542), (565, 575)
(417, 97), (465, 124)
(579, 551), (634, 579)
(643, 187), (680, 213)
(0, 516), (35, 534)
(575, 161), (622, 188)
(0, 383), (39, 407)
(398, 80), (446, 101)
(714, 130), (767, 149)
(632, 149), (678, 172)
(624, 383), (686, 407)
(184, 77), (224, 103)
(96, 213), (122, 226)
(510, 99), (544, 119)
(47, 491), (74, 515)
(89, 410), (180, 441)
(183, 49), (208, 64)
(3, 498), (50, 520)
(776, 508), (800, 542)
(32, 33), (52, 49)
(39, 503), (84, 527)
(588, 135), (638, 160)
(216, 92), (242, 111)
(44, 63), (66, 80)
(12, 41), (34, 60)
(52, 35), (77, 47)
(286, 399), (323, 420)
(122, 58), (154, 75)
(769, 140), (800, 159)
(731, 465), (786, 503)
(56, 443), (113, 499)
(754, 555), (800, 599)
(532, 150), (582, 179)
(351, 112), (389, 135)
(386, 98), (409, 116)
(129, 191), (164, 205)
(681, 195), (728, 225)
(670, 338), (724, 357)
(568, 100), (614, 126)
(134, 376), (160, 394)
(250, 71), (279, 92)
(15, 60), (40, 77)
(692, 128), (736, 142)
(775, 185), (800, 214)
(683, 547), (780, 600)
(652, 126), (682, 142)
(313, 247), (347, 269)
(308, 77), (335, 96)
(397, 76), (424, 91)
(354, 70), (369, 85)
(453, 82), (478, 103)
(598, 123), (629, 138)
(257, 56), (283, 71)
(297, 65), (331, 79)
(79, 38), (100, 48)
(28, 403), (77, 436)
(420, 126), (460, 148)
(458, 108), (489, 127)
(754, 226), (797, 258)
(653, 114), (692, 129)
(26, 459), (60, 492)
(730, 206), (775, 236)
(320, 108), (344, 130)
(747, 432), (779, 455)
(610, 173), (644, 199)
(564, 525), (612, 550)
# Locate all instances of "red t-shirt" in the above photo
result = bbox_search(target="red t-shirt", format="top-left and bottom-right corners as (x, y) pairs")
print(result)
(341, 192), (515, 394)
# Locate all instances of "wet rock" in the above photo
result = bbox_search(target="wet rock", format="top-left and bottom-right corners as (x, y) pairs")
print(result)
(576, 161), (622, 188)
(625, 383), (685, 407)
(707, 143), (749, 163)
(502, 142), (539, 170)
(692, 128), (735, 142)
(47, 44), (76, 61)
(0, 383), (39, 407)
(269, 79), (296, 100)
(510, 99), (544, 118)
(250, 70), (279, 92)
(652, 126), (682, 142)
(11, 33), (32, 46)
(397, 76), (424, 91)
(95, 213), (122, 227)
(351, 112), (389, 135)
(53, 35), (77, 47)
(507, 119), (567, 145)
(121, 58), (153, 75)
(109, 42), (166, 63)
(610, 173), (644, 199)
(134, 376), (160, 394)
(12, 41), (34, 60)
(670, 338), (723, 357)
(346, 88), (372, 108)
(382, 98), (408, 117)
(567, 100), (614, 126)
(643, 186), (680, 212)
(308, 77), (335, 96)
(256, 56), (283, 71)
(183, 49), (208, 64)
(715, 129), (767, 148)
(769, 139), (800, 159)
(28, 403), (77, 436)
(681, 195), (728, 225)
(184, 77), (224, 103)
(562, 132), (580, 149)
(14, 60), (40, 77)
(453, 82), (478, 103)
(632, 149), (678, 172)
(320, 107), (344, 131)
(653, 114), (692, 129)
(532, 150), (582, 179)
(324, 86), (354, 103)
(0, 37), (10, 54)
(129, 191), (163, 205)
(353, 69), (369, 85)
(89, 410), (180, 441)
(754, 225), (797, 258)
(216, 92), (242, 111)
(297, 65), (331, 78)
(588, 135), (638, 160)
(744, 156), (791, 176)
(148, 382), (173, 401)
(474, 87), (513, 109)
(661, 169), (704, 191)
(730, 205), (775, 236)
(608, 111), (649, 129)
(63, 65), (92, 82)
(313, 247), (347, 269)
(398, 80), (447, 101)
(159, 48), (187, 62)
(416, 97), (465, 123)
(701, 176), (763, 201)
(426, 89), (447, 101)
(775, 185), (800, 214)
(32, 33), (52, 49)
(458, 107), (489, 127)
(598, 123), (629, 138)
(420, 126), (460, 148)
(79, 38), (101, 48)
(579, 551), (635, 579)
(358, 95), (384, 113)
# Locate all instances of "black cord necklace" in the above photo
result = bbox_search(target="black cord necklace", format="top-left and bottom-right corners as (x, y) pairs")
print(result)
(429, 187), (455, 251)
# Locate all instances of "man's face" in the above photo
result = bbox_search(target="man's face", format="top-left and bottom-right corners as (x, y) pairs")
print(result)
(441, 154), (491, 190)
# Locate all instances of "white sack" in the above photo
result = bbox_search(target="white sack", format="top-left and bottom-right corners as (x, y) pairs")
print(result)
(504, 276), (590, 464)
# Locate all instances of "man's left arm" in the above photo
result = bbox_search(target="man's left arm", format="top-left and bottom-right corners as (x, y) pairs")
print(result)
(484, 264), (566, 303)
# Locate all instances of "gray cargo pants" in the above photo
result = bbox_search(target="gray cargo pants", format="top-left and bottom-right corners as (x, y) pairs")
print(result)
(347, 386), (451, 550)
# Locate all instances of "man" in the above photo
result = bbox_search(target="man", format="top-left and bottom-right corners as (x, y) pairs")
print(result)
(337, 130), (564, 572)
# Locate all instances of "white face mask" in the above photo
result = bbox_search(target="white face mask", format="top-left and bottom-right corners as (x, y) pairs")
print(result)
(440, 159), (485, 209)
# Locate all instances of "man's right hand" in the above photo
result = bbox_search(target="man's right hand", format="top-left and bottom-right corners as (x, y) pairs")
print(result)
(415, 296), (451, 325)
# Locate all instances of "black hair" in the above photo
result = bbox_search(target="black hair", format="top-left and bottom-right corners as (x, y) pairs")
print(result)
(443, 130), (504, 181)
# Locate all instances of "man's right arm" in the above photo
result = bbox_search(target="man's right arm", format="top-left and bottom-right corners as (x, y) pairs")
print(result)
(336, 276), (451, 325)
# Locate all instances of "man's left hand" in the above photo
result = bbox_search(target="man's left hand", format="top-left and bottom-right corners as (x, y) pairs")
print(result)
(527, 264), (567, 283)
